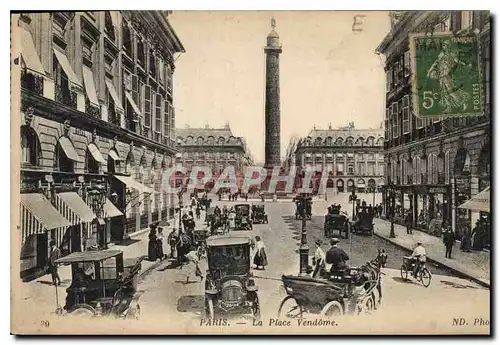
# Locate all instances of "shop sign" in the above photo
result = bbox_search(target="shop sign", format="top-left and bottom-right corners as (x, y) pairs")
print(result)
(429, 187), (448, 194)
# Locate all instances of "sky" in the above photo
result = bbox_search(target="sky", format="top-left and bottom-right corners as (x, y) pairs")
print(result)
(169, 11), (391, 163)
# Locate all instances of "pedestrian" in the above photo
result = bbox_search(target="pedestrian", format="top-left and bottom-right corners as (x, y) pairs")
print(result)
(157, 227), (166, 260)
(460, 226), (472, 252)
(183, 248), (204, 283)
(168, 228), (178, 259)
(195, 204), (201, 220)
(443, 226), (456, 259)
(48, 240), (62, 285)
(312, 239), (326, 278)
(148, 226), (160, 261)
(405, 210), (413, 234)
(253, 236), (268, 270)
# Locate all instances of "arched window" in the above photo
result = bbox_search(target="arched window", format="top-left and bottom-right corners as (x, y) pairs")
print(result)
(345, 137), (354, 146)
(315, 137), (323, 146)
(366, 136), (375, 146)
(335, 137), (344, 145)
(85, 149), (99, 174)
(20, 126), (40, 166)
(56, 142), (74, 173)
(356, 137), (364, 146)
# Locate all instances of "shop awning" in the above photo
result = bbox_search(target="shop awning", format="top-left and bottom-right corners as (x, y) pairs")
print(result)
(108, 149), (123, 161)
(103, 199), (123, 218)
(459, 187), (490, 213)
(58, 137), (83, 162)
(125, 91), (142, 117)
(114, 175), (155, 194)
(88, 143), (106, 163)
(82, 66), (99, 106)
(19, 27), (45, 76)
(53, 48), (82, 86)
(105, 79), (124, 112)
(20, 193), (71, 231)
(55, 192), (96, 224)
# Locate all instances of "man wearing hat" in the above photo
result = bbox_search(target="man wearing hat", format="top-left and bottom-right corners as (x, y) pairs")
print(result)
(312, 239), (326, 278)
(325, 238), (350, 276)
(410, 241), (427, 277)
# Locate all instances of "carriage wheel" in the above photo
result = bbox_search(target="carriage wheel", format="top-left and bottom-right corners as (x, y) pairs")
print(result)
(205, 297), (215, 320)
(277, 296), (303, 319)
(400, 263), (409, 281)
(420, 267), (432, 288)
(68, 304), (96, 318)
(320, 300), (344, 318)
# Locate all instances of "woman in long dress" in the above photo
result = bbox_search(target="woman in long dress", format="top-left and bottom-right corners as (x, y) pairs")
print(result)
(253, 236), (268, 270)
(148, 228), (159, 261)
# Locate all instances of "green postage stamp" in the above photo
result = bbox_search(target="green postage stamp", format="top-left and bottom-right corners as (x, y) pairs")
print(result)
(410, 33), (484, 118)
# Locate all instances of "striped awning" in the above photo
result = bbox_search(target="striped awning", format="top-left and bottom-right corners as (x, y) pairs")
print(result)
(59, 137), (83, 162)
(55, 192), (96, 225)
(53, 48), (82, 86)
(88, 143), (106, 163)
(19, 27), (45, 76)
(114, 175), (155, 194)
(108, 149), (123, 161)
(459, 187), (490, 213)
(20, 194), (71, 241)
(103, 199), (123, 218)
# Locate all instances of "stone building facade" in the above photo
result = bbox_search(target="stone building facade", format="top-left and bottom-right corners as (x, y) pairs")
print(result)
(175, 124), (252, 189)
(376, 11), (491, 244)
(294, 123), (385, 194)
(14, 11), (184, 280)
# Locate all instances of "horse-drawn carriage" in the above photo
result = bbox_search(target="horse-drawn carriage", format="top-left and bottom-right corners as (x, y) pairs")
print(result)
(294, 194), (312, 220)
(234, 204), (253, 230)
(324, 206), (350, 239)
(277, 254), (384, 318)
(352, 206), (375, 236)
(251, 204), (268, 224)
(204, 235), (260, 320)
(53, 250), (142, 319)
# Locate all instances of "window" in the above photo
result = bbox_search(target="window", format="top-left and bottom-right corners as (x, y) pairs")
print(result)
(415, 113), (424, 129)
(86, 149), (99, 174)
(137, 39), (145, 67)
(402, 95), (411, 134)
(378, 163), (384, 176)
(56, 142), (74, 173)
(357, 162), (364, 175)
(368, 163), (375, 175)
(158, 59), (165, 84)
(348, 164), (354, 174)
(164, 100), (170, 142)
(336, 163), (344, 175)
(386, 68), (393, 93)
(122, 21), (132, 55)
(144, 85), (152, 128)
(155, 93), (162, 134)
(394, 61), (400, 86)
(167, 63), (173, 92)
(53, 54), (75, 108)
(170, 106), (175, 139)
(392, 102), (399, 138)
(385, 107), (390, 140)
(404, 51), (410, 77)
(149, 50), (156, 77)
(21, 127), (39, 166)
(104, 12), (115, 42)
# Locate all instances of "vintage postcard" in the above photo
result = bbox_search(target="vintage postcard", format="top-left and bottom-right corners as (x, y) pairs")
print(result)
(11, 10), (491, 335)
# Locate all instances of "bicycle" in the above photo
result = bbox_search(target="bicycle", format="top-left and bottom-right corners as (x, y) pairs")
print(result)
(400, 256), (432, 287)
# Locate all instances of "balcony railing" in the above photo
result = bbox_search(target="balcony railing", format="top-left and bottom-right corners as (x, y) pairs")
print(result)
(85, 98), (101, 118)
(108, 105), (121, 127)
(55, 84), (77, 108)
(21, 70), (44, 95)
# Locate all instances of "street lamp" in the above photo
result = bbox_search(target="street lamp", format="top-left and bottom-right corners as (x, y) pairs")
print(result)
(298, 194), (311, 277)
(349, 189), (358, 219)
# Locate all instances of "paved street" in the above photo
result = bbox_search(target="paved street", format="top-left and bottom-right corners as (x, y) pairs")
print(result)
(134, 194), (489, 334)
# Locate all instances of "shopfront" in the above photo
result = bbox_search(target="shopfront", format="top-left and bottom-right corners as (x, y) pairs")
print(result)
(336, 179), (344, 193)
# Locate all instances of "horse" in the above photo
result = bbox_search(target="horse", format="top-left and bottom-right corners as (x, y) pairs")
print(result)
(359, 249), (387, 309)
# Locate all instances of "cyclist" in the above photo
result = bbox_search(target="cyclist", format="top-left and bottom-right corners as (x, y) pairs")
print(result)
(410, 241), (427, 277)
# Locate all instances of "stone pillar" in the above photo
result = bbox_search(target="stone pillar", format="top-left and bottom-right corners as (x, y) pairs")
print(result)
(264, 19), (282, 169)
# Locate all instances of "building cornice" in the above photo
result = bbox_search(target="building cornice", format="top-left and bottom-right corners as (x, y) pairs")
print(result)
(21, 90), (178, 155)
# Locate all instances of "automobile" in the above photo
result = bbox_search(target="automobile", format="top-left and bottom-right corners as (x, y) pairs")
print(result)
(204, 235), (260, 320)
(251, 204), (268, 224)
(234, 204), (253, 230)
(53, 250), (143, 319)
(324, 209), (350, 239)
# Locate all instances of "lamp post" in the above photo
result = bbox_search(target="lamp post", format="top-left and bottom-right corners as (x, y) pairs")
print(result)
(298, 194), (310, 277)
(350, 189), (358, 220)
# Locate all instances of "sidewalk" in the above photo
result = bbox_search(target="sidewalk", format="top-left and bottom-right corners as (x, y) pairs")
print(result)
(373, 218), (491, 288)
(17, 210), (207, 317)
